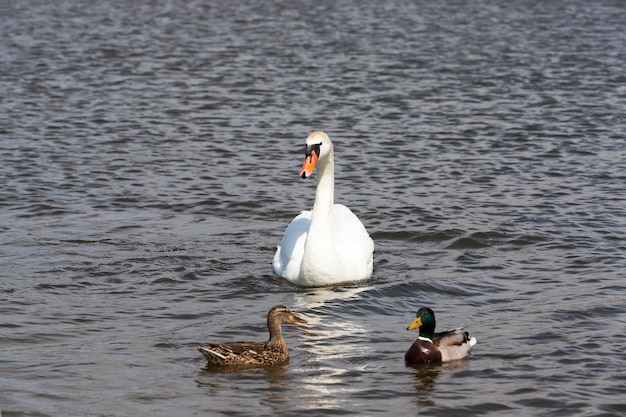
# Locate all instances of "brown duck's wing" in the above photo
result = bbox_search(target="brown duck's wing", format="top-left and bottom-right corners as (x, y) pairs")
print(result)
(198, 341), (271, 366)
(199, 341), (289, 366)
(197, 346), (227, 364)
(208, 341), (266, 355)
(432, 328), (471, 347)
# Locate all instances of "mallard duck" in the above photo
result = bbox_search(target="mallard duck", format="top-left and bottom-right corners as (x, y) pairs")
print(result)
(197, 305), (307, 366)
(404, 307), (477, 364)
(272, 131), (374, 287)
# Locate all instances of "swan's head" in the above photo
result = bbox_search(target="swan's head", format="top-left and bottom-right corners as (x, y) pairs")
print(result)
(300, 131), (333, 179)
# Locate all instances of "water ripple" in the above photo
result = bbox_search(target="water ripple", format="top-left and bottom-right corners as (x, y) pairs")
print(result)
(1, 0), (626, 416)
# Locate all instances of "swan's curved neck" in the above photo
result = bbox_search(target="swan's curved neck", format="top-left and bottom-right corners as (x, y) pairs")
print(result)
(300, 147), (343, 283)
(311, 152), (334, 220)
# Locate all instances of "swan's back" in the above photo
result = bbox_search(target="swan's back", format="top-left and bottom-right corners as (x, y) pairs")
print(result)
(330, 204), (374, 280)
(272, 205), (373, 286)
(272, 211), (311, 282)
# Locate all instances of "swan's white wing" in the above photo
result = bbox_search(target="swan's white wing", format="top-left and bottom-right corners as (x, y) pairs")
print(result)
(331, 204), (374, 280)
(272, 211), (311, 282)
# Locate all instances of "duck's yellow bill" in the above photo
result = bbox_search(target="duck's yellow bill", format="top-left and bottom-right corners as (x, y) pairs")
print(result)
(407, 317), (423, 330)
(289, 314), (307, 324)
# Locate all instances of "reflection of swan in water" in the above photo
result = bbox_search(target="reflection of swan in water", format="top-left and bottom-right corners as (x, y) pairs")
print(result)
(291, 286), (373, 410)
(292, 285), (374, 311)
(292, 286), (373, 361)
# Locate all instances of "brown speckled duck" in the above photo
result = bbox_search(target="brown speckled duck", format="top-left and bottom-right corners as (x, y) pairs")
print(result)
(197, 305), (307, 366)
(405, 307), (477, 364)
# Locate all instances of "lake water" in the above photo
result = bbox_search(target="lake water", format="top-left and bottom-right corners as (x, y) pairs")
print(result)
(1, 0), (625, 416)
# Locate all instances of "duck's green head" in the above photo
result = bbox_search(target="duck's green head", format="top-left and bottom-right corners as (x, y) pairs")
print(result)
(406, 307), (436, 339)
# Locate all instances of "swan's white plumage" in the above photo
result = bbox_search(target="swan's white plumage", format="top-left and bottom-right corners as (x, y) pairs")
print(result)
(272, 131), (374, 287)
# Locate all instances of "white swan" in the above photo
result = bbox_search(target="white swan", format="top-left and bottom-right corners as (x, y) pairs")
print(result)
(272, 131), (374, 287)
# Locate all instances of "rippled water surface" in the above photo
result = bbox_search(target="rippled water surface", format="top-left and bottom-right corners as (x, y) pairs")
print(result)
(2, 1), (626, 416)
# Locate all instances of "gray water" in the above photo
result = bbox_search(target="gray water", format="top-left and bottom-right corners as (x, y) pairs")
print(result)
(1, 0), (626, 416)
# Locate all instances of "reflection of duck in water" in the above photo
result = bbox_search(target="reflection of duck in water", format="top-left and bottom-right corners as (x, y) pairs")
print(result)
(410, 361), (471, 408)
(405, 307), (476, 364)
(197, 305), (306, 366)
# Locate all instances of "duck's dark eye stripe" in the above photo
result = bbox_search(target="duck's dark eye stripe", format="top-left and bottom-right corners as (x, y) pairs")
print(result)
(305, 143), (322, 158)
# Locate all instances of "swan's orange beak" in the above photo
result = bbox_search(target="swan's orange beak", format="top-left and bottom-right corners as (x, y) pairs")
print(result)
(300, 149), (319, 179)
